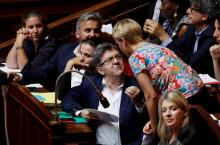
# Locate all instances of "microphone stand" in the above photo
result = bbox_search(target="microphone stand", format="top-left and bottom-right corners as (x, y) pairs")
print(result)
(52, 70), (110, 123)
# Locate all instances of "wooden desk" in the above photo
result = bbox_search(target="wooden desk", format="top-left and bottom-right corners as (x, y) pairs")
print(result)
(50, 121), (95, 145)
(1, 82), (95, 145)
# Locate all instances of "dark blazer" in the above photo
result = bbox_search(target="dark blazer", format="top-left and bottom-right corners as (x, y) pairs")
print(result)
(167, 24), (216, 77)
(22, 35), (58, 70)
(62, 74), (148, 145)
(21, 42), (78, 91)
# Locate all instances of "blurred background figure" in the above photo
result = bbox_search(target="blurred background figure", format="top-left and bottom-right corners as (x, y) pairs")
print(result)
(6, 11), (57, 70)
(143, 0), (190, 43)
(209, 3), (220, 80)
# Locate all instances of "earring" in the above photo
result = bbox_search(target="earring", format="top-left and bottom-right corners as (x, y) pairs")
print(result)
(174, 10), (178, 19)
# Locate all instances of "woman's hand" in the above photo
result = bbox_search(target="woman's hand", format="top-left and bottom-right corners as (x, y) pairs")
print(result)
(15, 28), (30, 48)
(143, 19), (169, 42)
(143, 121), (153, 134)
(210, 44), (220, 60)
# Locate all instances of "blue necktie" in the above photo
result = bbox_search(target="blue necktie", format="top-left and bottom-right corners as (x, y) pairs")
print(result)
(193, 32), (201, 53)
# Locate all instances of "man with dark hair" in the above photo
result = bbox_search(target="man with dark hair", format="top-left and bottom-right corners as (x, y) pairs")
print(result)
(62, 43), (148, 145)
(160, 0), (216, 77)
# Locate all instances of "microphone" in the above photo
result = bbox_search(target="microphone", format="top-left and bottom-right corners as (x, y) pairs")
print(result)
(53, 70), (110, 122)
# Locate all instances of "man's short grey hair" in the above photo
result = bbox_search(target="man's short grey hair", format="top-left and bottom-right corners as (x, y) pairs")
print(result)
(93, 42), (119, 68)
(190, 0), (216, 23)
(76, 12), (103, 31)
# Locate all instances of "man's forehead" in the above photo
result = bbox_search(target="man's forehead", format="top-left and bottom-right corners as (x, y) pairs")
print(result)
(80, 44), (94, 52)
(102, 49), (119, 58)
(80, 20), (101, 27)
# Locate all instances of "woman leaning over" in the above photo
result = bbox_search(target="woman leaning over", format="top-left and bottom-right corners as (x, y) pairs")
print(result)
(6, 11), (57, 70)
(112, 18), (211, 133)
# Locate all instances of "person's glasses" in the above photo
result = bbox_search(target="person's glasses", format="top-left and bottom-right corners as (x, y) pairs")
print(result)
(99, 54), (123, 66)
(188, 7), (202, 14)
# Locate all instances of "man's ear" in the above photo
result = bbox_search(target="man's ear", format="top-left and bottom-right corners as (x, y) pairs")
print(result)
(75, 30), (80, 39)
(96, 66), (104, 75)
(201, 13), (209, 21)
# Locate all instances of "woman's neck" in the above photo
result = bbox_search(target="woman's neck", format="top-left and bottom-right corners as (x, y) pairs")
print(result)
(169, 126), (181, 144)
(130, 40), (144, 52)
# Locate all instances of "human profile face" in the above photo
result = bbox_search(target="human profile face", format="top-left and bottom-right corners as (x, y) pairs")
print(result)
(25, 16), (44, 42)
(115, 39), (131, 57)
(79, 43), (95, 67)
(161, 100), (186, 129)
(76, 20), (102, 42)
(160, 0), (176, 19)
(213, 19), (220, 44)
(186, 4), (206, 25)
(97, 49), (124, 77)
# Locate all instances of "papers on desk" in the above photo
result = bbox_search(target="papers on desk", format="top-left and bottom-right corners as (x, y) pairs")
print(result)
(84, 108), (119, 122)
(0, 63), (20, 73)
(199, 74), (220, 85)
(58, 111), (87, 123)
(26, 83), (43, 88)
(31, 92), (60, 104)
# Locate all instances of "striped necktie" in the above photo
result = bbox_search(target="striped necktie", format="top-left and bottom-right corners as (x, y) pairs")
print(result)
(193, 32), (201, 53)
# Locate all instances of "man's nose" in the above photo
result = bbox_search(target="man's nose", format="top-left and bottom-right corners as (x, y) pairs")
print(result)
(33, 27), (37, 33)
(89, 31), (95, 37)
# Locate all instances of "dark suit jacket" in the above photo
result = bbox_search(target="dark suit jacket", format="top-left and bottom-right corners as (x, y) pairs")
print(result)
(21, 42), (78, 91)
(22, 35), (58, 71)
(62, 74), (148, 145)
(167, 24), (216, 77)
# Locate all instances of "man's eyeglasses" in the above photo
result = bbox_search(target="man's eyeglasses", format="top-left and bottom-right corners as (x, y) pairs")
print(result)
(99, 54), (123, 66)
(188, 7), (202, 14)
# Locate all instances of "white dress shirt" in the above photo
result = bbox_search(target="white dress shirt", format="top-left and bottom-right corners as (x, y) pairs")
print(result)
(96, 79), (123, 145)
(71, 44), (85, 88)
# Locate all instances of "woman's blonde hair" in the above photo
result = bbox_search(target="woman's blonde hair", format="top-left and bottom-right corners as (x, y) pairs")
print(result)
(112, 18), (143, 44)
(157, 91), (190, 143)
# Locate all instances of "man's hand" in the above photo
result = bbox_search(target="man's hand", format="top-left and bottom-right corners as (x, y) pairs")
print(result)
(80, 109), (99, 120)
(125, 86), (143, 107)
(64, 56), (89, 72)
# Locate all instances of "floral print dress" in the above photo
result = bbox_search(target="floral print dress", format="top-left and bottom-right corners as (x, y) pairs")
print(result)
(128, 42), (203, 98)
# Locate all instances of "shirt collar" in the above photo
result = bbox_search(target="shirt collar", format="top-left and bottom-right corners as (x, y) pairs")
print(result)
(73, 44), (80, 56)
(102, 78), (124, 91)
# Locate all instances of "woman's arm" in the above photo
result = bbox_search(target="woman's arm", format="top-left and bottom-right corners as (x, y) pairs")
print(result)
(136, 70), (158, 133)
(143, 19), (170, 42)
(16, 46), (28, 70)
(6, 28), (28, 69)
(6, 44), (19, 69)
